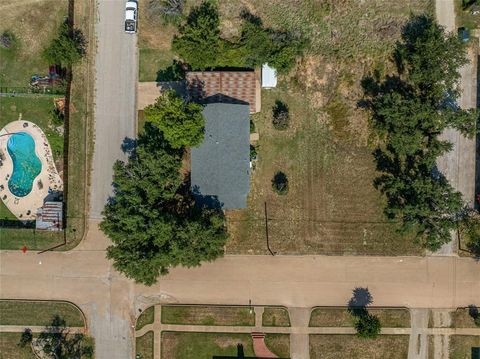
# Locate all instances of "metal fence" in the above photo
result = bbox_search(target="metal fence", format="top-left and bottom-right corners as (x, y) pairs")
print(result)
(0, 86), (66, 96)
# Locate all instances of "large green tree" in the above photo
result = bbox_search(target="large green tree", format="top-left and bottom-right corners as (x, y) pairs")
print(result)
(364, 15), (478, 250)
(100, 123), (228, 285)
(144, 90), (205, 149)
(43, 22), (86, 66)
(171, 0), (220, 70)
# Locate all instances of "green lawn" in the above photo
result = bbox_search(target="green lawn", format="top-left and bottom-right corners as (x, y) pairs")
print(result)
(161, 305), (255, 326)
(262, 307), (291, 327)
(139, 48), (176, 82)
(0, 300), (85, 327)
(310, 334), (409, 359)
(161, 332), (255, 359)
(136, 306), (155, 330)
(0, 0), (67, 87)
(0, 227), (64, 251)
(449, 335), (480, 359)
(0, 332), (36, 359)
(136, 331), (154, 359)
(309, 307), (411, 328)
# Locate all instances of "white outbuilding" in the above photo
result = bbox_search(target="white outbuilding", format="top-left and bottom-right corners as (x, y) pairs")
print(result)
(261, 64), (277, 88)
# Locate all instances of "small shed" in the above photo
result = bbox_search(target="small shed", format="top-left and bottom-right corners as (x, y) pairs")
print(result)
(261, 64), (277, 88)
(36, 201), (63, 231)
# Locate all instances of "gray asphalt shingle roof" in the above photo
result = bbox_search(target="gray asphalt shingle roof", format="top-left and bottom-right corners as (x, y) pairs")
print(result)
(191, 102), (250, 209)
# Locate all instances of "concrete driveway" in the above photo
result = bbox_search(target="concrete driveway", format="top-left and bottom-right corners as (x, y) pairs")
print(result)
(90, 0), (137, 219)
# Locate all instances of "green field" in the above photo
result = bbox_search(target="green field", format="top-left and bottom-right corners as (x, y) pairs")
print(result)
(161, 332), (255, 359)
(0, 300), (85, 327)
(161, 305), (255, 326)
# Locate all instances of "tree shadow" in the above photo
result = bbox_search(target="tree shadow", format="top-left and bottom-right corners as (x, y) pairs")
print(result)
(348, 287), (373, 316)
(121, 137), (137, 155)
(191, 185), (224, 210)
(156, 60), (186, 82)
(468, 304), (479, 319)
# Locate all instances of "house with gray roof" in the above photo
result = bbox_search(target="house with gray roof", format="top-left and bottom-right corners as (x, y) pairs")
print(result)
(191, 102), (250, 209)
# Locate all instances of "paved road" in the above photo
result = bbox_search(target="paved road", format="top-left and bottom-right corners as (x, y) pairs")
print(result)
(434, 0), (478, 255)
(90, 0), (137, 219)
(1, 221), (479, 358)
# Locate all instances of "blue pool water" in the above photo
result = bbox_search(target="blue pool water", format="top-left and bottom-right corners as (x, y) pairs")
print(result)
(7, 132), (42, 197)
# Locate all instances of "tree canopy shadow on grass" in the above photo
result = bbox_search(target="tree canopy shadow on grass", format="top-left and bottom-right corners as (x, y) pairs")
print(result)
(33, 315), (93, 359)
(156, 60), (186, 82)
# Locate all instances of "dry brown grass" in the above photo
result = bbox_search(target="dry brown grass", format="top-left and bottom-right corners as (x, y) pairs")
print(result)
(161, 305), (255, 326)
(309, 307), (411, 328)
(226, 87), (422, 255)
(450, 308), (480, 328)
(0, 0), (67, 86)
(310, 334), (409, 359)
(262, 307), (291, 327)
(0, 0), (66, 55)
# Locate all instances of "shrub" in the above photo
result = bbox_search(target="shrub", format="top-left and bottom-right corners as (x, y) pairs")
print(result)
(0, 30), (17, 50)
(461, 212), (480, 256)
(18, 329), (33, 347)
(43, 22), (86, 66)
(250, 145), (257, 161)
(272, 100), (290, 130)
(272, 171), (289, 195)
(50, 107), (65, 126)
(354, 312), (381, 339)
(147, 0), (184, 25)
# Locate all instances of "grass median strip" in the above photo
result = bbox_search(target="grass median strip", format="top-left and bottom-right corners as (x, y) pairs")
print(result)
(0, 300), (85, 327)
(309, 307), (410, 328)
(310, 334), (409, 359)
(161, 332), (255, 359)
(136, 331), (154, 359)
(161, 305), (255, 326)
(262, 307), (291, 327)
(136, 306), (155, 330)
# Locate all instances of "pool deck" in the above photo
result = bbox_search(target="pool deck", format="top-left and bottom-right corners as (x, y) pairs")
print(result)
(0, 120), (63, 220)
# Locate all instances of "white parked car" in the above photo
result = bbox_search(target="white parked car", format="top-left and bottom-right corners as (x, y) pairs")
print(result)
(125, 1), (138, 34)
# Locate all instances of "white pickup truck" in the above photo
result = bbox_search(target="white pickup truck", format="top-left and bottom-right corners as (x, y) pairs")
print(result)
(125, 1), (138, 34)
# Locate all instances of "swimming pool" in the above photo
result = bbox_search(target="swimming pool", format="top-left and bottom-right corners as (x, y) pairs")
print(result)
(7, 132), (42, 197)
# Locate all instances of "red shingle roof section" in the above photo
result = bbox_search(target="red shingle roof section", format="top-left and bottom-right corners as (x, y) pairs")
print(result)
(186, 71), (259, 113)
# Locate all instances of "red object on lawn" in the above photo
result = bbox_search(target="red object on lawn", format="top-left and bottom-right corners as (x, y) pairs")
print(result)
(21, 246), (27, 253)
